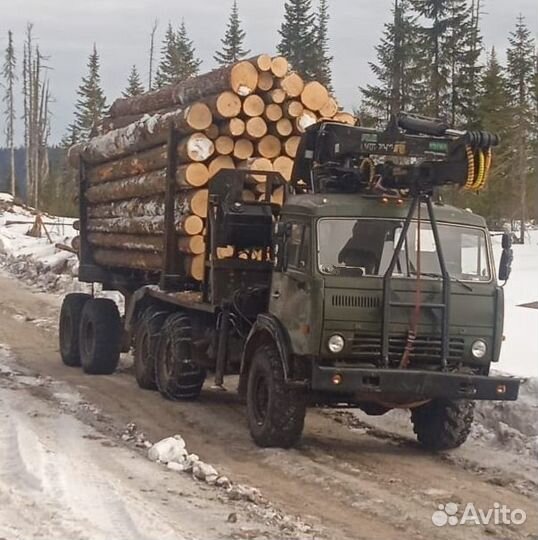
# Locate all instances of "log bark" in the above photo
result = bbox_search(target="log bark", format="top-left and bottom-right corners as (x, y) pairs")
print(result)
(109, 61), (259, 118)
(264, 104), (283, 122)
(214, 136), (234, 156)
(220, 118), (245, 137)
(233, 139), (254, 160)
(257, 135), (282, 159)
(73, 104), (213, 166)
(87, 144), (167, 184)
(333, 112), (357, 126)
(284, 136), (301, 158)
(271, 57), (289, 78)
(88, 232), (163, 252)
(179, 189), (209, 218)
(205, 124), (220, 140)
(280, 73), (304, 98)
(245, 117), (268, 139)
(301, 82), (330, 112)
(94, 248), (162, 271)
(89, 197), (166, 219)
(242, 95), (265, 117)
(88, 213), (204, 236)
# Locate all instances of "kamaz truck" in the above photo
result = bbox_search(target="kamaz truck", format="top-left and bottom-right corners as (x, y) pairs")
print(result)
(59, 113), (520, 450)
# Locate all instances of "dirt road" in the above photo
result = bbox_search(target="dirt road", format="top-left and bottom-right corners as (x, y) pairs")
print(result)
(0, 272), (536, 540)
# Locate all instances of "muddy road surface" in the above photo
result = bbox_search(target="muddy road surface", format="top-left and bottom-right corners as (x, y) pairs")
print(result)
(0, 272), (536, 540)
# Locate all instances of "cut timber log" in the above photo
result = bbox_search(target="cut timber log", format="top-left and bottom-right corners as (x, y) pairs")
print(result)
(280, 73), (305, 98)
(72, 104), (212, 166)
(284, 101), (304, 119)
(89, 198), (166, 219)
(94, 249), (162, 271)
(179, 215), (204, 236)
(268, 89), (286, 104)
(243, 95), (265, 117)
(88, 214), (203, 236)
(240, 158), (274, 184)
(248, 54), (273, 72)
(257, 72), (274, 92)
(333, 112), (357, 126)
(178, 235), (205, 255)
(214, 136), (234, 156)
(271, 57), (289, 78)
(273, 156), (294, 181)
(242, 190), (257, 202)
(319, 97), (339, 119)
(245, 117), (268, 139)
(87, 144), (167, 184)
(179, 189), (209, 218)
(264, 104), (283, 122)
(208, 156), (236, 178)
(271, 118), (293, 137)
(88, 232), (163, 252)
(296, 110), (318, 133)
(177, 133), (215, 162)
(185, 254), (205, 281)
(204, 91), (242, 119)
(109, 61), (259, 118)
(257, 135), (282, 159)
(233, 139), (255, 160)
(220, 118), (245, 137)
(284, 136), (301, 158)
(177, 163), (210, 188)
(301, 82), (330, 112)
(205, 124), (220, 140)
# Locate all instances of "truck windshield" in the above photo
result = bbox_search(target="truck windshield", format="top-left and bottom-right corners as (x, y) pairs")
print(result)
(317, 218), (491, 282)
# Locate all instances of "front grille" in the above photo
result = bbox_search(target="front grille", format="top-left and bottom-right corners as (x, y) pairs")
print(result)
(350, 333), (465, 366)
(331, 294), (381, 308)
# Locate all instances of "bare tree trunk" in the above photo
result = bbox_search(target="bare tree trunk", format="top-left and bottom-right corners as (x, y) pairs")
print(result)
(148, 19), (158, 91)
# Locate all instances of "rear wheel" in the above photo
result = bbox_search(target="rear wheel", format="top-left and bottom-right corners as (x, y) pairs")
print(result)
(79, 298), (122, 375)
(156, 312), (206, 400)
(411, 399), (475, 451)
(246, 342), (306, 448)
(133, 306), (168, 390)
(59, 293), (91, 367)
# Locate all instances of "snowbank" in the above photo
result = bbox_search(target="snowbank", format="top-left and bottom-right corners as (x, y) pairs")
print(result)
(0, 193), (79, 292)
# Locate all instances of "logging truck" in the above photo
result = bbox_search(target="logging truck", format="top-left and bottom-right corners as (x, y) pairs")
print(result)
(60, 114), (520, 450)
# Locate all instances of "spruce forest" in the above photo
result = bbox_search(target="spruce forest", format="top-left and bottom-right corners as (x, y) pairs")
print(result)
(1, 0), (537, 238)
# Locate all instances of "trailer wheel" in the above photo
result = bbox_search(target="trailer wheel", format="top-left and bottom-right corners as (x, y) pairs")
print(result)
(156, 313), (206, 400)
(411, 399), (475, 451)
(133, 306), (168, 390)
(59, 293), (91, 367)
(79, 298), (122, 375)
(246, 342), (306, 448)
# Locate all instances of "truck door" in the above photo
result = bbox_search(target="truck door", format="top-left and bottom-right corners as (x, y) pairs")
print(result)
(270, 221), (313, 355)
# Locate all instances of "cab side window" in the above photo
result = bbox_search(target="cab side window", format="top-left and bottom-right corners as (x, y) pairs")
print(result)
(288, 223), (309, 271)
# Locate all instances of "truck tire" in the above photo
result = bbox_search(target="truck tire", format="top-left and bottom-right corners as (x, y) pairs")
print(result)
(59, 293), (91, 367)
(411, 399), (475, 451)
(156, 313), (206, 400)
(79, 298), (122, 375)
(246, 342), (306, 448)
(133, 306), (168, 390)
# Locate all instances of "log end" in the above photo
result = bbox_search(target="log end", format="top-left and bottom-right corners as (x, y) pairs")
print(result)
(231, 61), (259, 97)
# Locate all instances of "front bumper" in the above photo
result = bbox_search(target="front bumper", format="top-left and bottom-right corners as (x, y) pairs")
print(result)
(311, 366), (520, 401)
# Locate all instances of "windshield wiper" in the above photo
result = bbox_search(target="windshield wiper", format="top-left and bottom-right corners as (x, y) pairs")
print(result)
(410, 271), (473, 292)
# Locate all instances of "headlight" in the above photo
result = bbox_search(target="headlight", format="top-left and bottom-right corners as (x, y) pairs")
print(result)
(471, 339), (487, 359)
(328, 334), (345, 354)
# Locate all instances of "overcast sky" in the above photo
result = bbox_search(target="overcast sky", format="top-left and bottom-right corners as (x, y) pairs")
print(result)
(1, 0), (537, 143)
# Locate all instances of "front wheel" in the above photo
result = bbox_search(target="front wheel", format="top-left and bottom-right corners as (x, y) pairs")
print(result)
(411, 399), (475, 451)
(246, 342), (306, 448)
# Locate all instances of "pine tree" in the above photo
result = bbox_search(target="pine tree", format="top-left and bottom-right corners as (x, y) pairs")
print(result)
(361, 0), (419, 125)
(73, 45), (107, 141)
(214, 0), (250, 66)
(311, 0), (333, 90)
(155, 21), (201, 88)
(277, 0), (318, 80)
(123, 65), (144, 97)
(2, 30), (17, 196)
(505, 15), (535, 242)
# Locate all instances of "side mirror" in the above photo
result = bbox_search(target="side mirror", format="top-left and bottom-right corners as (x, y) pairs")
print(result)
(499, 233), (513, 282)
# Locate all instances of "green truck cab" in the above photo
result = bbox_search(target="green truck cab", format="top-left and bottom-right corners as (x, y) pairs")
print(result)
(61, 114), (519, 451)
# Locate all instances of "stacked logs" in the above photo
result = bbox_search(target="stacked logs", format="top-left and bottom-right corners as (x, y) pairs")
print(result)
(69, 55), (357, 281)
